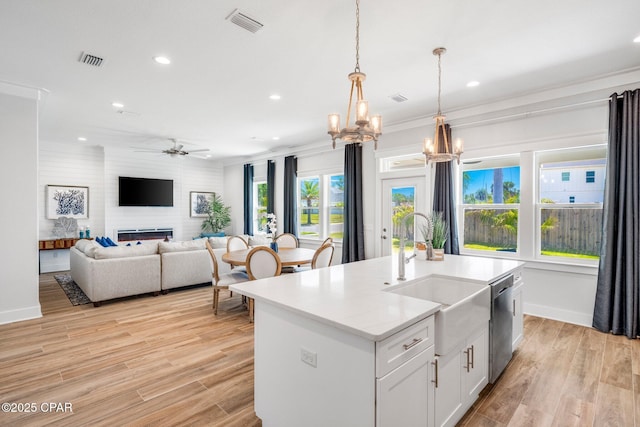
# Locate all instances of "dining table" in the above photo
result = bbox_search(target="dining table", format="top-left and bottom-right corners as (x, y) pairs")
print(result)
(222, 247), (317, 267)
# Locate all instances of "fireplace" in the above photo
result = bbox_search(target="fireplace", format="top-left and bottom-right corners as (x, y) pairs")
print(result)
(117, 228), (173, 242)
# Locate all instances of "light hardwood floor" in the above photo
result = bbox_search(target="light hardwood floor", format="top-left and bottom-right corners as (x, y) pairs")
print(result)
(1, 273), (639, 426)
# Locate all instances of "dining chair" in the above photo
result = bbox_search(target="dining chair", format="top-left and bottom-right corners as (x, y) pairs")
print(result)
(311, 243), (335, 269)
(245, 246), (282, 322)
(275, 233), (298, 249)
(321, 237), (334, 246)
(227, 235), (249, 252)
(205, 240), (249, 315)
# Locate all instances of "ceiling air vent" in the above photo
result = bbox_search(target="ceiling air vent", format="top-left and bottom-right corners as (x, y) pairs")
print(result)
(389, 93), (408, 103)
(78, 51), (104, 67)
(226, 9), (264, 33)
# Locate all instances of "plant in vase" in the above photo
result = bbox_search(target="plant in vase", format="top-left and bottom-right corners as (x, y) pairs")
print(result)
(430, 211), (449, 261)
(267, 213), (278, 252)
(201, 194), (232, 235)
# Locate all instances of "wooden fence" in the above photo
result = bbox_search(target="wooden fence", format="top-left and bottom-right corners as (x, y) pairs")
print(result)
(463, 208), (602, 255)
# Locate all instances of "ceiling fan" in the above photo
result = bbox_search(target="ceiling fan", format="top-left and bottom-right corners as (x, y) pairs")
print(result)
(135, 138), (210, 157)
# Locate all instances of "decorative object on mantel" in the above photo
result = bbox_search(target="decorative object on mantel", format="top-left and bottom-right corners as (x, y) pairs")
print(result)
(52, 216), (78, 238)
(201, 193), (232, 234)
(46, 185), (89, 219)
(267, 213), (278, 252)
(422, 48), (463, 165)
(327, 0), (382, 150)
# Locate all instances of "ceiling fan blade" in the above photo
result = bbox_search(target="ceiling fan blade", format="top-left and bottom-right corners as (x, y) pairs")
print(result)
(187, 148), (210, 153)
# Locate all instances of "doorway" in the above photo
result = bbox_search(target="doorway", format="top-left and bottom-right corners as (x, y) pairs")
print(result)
(380, 177), (426, 257)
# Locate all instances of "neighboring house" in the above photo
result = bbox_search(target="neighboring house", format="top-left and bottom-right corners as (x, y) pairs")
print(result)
(539, 159), (606, 204)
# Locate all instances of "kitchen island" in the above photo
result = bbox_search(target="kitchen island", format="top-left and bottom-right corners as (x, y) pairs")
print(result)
(230, 254), (524, 427)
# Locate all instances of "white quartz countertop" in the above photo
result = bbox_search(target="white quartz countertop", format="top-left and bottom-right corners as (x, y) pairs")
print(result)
(230, 254), (524, 341)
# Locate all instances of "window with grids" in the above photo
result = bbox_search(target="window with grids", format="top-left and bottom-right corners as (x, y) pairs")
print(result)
(538, 147), (605, 260)
(460, 157), (521, 254)
(298, 174), (344, 240)
(253, 181), (268, 232)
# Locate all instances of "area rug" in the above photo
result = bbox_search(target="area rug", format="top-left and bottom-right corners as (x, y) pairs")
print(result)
(53, 274), (91, 306)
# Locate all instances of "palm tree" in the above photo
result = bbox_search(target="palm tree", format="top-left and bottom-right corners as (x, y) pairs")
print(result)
(300, 180), (319, 225)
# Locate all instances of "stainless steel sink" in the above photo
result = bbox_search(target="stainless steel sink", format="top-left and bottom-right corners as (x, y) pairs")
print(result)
(387, 276), (491, 354)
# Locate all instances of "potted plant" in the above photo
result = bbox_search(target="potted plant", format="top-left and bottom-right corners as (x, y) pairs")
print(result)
(201, 194), (231, 236)
(430, 211), (448, 261)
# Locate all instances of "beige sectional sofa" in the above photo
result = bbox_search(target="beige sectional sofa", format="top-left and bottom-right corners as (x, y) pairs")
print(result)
(70, 238), (232, 306)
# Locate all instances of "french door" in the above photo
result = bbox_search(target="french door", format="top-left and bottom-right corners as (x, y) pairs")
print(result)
(380, 177), (426, 257)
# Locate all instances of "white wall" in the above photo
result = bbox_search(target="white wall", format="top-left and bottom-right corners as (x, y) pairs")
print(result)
(39, 142), (105, 239)
(0, 84), (41, 324)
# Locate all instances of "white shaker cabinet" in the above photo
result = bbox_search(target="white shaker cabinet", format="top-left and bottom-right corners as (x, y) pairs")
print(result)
(434, 324), (489, 427)
(512, 268), (524, 351)
(376, 316), (436, 427)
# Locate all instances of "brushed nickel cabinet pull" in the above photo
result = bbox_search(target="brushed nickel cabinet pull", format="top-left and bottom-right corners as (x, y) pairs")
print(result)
(513, 299), (516, 316)
(432, 359), (439, 388)
(470, 345), (475, 369)
(403, 337), (423, 350)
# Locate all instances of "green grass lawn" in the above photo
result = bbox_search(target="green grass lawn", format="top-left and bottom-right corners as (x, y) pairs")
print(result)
(464, 243), (599, 259)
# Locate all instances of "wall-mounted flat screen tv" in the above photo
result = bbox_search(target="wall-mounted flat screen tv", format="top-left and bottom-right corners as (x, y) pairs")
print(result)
(118, 176), (174, 207)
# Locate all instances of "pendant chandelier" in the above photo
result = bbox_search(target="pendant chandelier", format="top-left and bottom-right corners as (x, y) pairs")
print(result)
(423, 47), (463, 164)
(327, 0), (382, 150)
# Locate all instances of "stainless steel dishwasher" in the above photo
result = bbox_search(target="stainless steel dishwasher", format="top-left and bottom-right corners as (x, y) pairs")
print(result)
(489, 274), (514, 383)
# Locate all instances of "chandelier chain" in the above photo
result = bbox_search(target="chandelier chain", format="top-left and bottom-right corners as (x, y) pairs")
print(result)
(354, 0), (360, 72)
(437, 51), (442, 115)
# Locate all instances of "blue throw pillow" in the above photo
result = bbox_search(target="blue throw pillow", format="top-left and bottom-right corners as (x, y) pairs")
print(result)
(96, 237), (109, 247)
(105, 237), (117, 246)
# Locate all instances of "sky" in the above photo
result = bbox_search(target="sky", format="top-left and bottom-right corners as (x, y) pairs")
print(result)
(464, 167), (521, 197)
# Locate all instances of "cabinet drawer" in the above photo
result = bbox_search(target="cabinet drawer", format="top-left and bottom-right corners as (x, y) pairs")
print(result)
(376, 316), (434, 378)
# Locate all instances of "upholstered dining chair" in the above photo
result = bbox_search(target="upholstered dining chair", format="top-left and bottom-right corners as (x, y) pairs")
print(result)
(245, 246), (282, 322)
(205, 240), (249, 315)
(321, 236), (334, 246)
(274, 233), (298, 249)
(227, 235), (249, 252)
(311, 243), (335, 269)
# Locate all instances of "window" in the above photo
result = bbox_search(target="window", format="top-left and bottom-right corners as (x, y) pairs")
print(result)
(561, 171), (570, 182)
(538, 147), (605, 261)
(298, 173), (344, 240)
(460, 157), (520, 254)
(253, 181), (268, 232)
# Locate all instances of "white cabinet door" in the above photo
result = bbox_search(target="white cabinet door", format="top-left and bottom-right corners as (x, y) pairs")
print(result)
(512, 271), (524, 351)
(434, 325), (489, 427)
(377, 345), (434, 427)
(434, 349), (464, 427)
(463, 326), (488, 400)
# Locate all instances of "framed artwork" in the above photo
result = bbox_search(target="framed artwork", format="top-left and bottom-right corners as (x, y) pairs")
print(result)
(46, 185), (89, 219)
(190, 191), (214, 217)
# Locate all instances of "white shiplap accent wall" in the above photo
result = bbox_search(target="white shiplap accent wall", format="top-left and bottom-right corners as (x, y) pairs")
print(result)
(39, 142), (105, 239)
(103, 147), (223, 242)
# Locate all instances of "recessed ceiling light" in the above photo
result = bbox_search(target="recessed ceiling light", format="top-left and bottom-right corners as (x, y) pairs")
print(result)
(153, 56), (171, 65)
(112, 102), (124, 108)
(467, 81), (480, 88)
(77, 137), (87, 142)
(272, 136), (280, 140)
(269, 94), (281, 100)
(634, 35), (640, 43)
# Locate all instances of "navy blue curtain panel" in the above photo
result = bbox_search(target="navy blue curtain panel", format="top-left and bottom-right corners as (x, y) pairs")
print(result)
(342, 144), (365, 263)
(243, 163), (254, 235)
(267, 160), (275, 215)
(283, 156), (297, 235)
(432, 124), (460, 254)
(593, 89), (640, 338)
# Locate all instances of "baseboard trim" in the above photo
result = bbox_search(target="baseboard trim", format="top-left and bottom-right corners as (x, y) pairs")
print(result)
(0, 305), (42, 325)
(524, 303), (593, 327)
